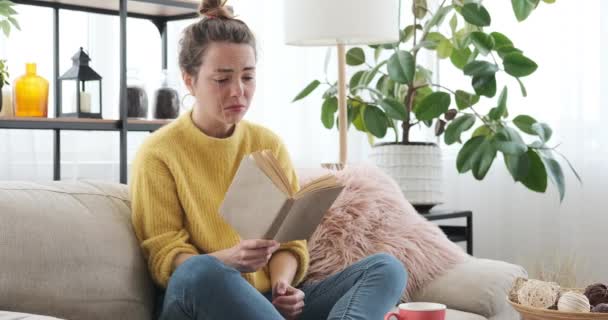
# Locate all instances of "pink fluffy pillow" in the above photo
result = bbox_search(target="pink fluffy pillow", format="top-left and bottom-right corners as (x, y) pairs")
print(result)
(298, 165), (468, 300)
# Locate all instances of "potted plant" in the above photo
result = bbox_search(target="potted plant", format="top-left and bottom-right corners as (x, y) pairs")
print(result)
(292, 0), (579, 209)
(0, 0), (20, 114)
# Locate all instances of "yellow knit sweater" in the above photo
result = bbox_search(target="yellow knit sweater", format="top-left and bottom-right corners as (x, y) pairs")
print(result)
(130, 110), (309, 291)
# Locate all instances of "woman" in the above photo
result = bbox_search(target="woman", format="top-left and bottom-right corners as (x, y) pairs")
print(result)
(130, 1), (408, 319)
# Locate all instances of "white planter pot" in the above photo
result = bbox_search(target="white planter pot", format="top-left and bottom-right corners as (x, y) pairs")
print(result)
(369, 143), (443, 209)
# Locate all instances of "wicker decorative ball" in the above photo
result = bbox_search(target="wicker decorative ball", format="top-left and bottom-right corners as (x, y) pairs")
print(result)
(518, 279), (561, 309)
(558, 291), (591, 313)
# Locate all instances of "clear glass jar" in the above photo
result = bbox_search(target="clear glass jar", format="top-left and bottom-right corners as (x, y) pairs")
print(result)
(126, 69), (148, 118)
(153, 69), (179, 119)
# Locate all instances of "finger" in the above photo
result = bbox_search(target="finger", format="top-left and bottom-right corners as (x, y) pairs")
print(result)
(273, 294), (300, 306)
(276, 280), (288, 295)
(240, 247), (271, 260)
(241, 239), (279, 249)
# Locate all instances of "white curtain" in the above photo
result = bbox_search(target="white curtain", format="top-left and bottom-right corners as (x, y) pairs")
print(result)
(1, 1), (606, 285)
(437, 0), (606, 285)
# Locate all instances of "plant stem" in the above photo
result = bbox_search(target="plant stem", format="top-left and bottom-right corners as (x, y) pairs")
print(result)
(430, 83), (456, 95)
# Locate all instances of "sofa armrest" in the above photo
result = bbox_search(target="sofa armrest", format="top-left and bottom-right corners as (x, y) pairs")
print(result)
(411, 257), (527, 319)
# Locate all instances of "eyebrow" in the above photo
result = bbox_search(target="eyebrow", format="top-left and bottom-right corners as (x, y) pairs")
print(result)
(214, 67), (256, 73)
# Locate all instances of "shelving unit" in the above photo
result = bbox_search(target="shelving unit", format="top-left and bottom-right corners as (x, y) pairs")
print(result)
(0, 0), (199, 183)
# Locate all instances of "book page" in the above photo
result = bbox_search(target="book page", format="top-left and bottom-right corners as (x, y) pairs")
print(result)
(295, 174), (341, 198)
(219, 155), (289, 240)
(261, 150), (294, 196)
(272, 186), (345, 242)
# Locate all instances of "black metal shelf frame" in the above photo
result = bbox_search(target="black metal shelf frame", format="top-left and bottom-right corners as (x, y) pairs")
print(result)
(3, 0), (198, 183)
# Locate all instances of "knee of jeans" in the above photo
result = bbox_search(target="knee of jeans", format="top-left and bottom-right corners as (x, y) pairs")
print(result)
(169, 255), (237, 295)
(369, 253), (408, 286)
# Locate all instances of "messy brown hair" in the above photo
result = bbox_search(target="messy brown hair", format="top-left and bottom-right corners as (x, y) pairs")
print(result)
(179, 0), (257, 80)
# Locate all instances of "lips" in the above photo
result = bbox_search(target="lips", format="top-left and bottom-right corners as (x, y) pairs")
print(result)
(225, 104), (246, 112)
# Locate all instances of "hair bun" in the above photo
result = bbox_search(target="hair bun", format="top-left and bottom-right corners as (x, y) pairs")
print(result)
(199, 0), (234, 19)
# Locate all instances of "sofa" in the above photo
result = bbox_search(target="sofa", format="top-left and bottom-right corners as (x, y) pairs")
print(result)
(0, 180), (526, 320)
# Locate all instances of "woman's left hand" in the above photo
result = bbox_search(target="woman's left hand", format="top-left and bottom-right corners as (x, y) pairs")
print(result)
(272, 279), (305, 320)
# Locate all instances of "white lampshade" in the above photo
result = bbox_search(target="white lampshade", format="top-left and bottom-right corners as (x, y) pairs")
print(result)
(284, 0), (400, 46)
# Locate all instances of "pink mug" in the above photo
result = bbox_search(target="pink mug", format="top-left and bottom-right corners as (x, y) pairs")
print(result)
(384, 302), (446, 320)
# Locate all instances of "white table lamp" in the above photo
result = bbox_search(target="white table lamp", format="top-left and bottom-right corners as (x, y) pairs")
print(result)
(284, 0), (400, 167)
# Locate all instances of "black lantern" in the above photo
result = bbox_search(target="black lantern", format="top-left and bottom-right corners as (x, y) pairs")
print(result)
(58, 47), (102, 118)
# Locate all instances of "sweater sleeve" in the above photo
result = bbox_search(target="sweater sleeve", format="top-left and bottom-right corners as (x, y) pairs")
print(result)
(130, 152), (199, 288)
(272, 138), (310, 286)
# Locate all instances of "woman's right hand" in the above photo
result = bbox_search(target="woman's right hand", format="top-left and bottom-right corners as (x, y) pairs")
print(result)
(211, 239), (281, 273)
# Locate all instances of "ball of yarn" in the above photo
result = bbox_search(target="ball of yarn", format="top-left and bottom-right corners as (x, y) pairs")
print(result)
(592, 303), (608, 313)
(557, 291), (591, 313)
(517, 279), (560, 309)
(584, 283), (608, 307)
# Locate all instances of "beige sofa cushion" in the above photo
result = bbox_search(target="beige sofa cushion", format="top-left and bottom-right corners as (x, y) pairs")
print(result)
(0, 311), (64, 319)
(0, 181), (154, 320)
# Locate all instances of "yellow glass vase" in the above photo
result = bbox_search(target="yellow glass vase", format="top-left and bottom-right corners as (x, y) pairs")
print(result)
(14, 63), (49, 117)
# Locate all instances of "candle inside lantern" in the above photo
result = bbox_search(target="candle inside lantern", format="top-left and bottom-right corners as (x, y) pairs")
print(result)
(79, 91), (91, 113)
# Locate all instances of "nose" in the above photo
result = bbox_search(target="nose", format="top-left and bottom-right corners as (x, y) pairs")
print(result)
(230, 79), (244, 97)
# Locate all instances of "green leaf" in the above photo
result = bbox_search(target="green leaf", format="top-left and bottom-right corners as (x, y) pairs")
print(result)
(7, 16), (19, 30)
(463, 60), (499, 77)
(460, 3), (491, 27)
(437, 39), (453, 59)
(499, 127), (528, 160)
(472, 125), (492, 137)
(349, 71), (365, 95)
(416, 92), (451, 121)
(363, 60), (387, 87)
(450, 47), (472, 70)
(413, 86), (433, 112)
(516, 77), (528, 97)
(457, 136), (485, 173)
(520, 149), (548, 192)
(513, 114), (538, 135)
(423, 32), (446, 50)
(543, 0), (556, 3)
(449, 14), (458, 34)
(413, 0), (428, 18)
(425, 4), (453, 30)
(0, 20), (9, 37)
(490, 32), (513, 49)
(496, 46), (523, 59)
(379, 98), (407, 121)
(351, 105), (366, 131)
(292, 80), (320, 102)
(403, 24), (422, 43)
(512, 0), (536, 22)
(472, 75), (497, 97)
(388, 50), (415, 84)
(472, 137), (497, 180)
(346, 47), (365, 66)
(322, 82), (338, 99)
(503, 53), (538, 77)
(321, 97), (338, 129)
(364, 105), (388, 138)
(555, 150), (582, 184)
(489, 86), (508, 120)
(455, 90), (480, 110)
(470, 31), (495, 55)
(445, 114), (476, 145)
(539, 151), (566, 201)
(504, 151), (531, 181)
(531, 122), (553, 142)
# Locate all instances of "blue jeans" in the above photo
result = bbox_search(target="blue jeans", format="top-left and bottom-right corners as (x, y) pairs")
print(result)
(157, 253), (407, 320)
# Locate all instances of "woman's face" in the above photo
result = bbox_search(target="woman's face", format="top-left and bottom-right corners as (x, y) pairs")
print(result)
(184, 42), (256, 126)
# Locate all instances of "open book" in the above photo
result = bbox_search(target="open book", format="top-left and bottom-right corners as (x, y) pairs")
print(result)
(219, 150), (344, 243)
